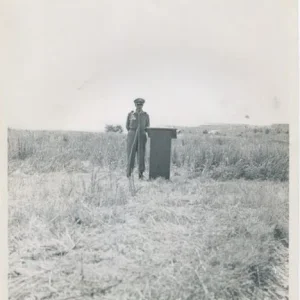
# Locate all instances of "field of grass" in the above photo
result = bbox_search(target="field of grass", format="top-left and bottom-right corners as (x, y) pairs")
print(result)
(8, 124), (289, 300)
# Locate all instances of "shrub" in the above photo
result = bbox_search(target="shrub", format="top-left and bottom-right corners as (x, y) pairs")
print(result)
(105, 124), (123, 133)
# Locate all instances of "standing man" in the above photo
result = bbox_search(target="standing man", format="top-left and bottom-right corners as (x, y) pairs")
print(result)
(126, 98), (150, 179)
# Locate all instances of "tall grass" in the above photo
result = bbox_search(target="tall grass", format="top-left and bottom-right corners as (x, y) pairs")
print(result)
(172, 134), (288, 181)
(8, 128), (289, 181)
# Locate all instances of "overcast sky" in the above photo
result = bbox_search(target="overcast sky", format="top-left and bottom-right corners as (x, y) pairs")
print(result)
(2, 0), (295, 131)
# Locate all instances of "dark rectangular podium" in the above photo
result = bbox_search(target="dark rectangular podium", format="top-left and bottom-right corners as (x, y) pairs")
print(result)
(146, 127), (177, 180)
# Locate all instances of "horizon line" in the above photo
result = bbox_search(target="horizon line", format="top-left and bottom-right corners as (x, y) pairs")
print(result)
(7, 122), (288, 133)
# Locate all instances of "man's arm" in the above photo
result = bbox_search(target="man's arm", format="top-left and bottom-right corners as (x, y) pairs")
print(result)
(145, 114), (150, 136)
(126, 113), (130, 131)
(146, 113), (150, 128)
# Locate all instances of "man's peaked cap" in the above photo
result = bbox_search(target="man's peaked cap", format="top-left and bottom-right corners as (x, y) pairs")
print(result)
(134, 98), (145, 104)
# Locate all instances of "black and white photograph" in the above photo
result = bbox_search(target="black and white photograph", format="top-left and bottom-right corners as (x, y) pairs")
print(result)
(1, 1), (299, 299)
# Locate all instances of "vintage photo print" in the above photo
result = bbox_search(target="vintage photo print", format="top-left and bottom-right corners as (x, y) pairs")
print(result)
(1, 0), (299, 299)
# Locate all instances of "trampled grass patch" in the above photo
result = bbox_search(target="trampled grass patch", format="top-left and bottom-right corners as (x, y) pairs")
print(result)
(8, 168), (288, 299)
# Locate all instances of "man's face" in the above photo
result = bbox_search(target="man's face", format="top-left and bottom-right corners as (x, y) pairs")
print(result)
(135, 103), (143, 111)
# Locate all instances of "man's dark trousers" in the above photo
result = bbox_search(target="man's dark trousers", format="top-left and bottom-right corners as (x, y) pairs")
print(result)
(127, 129), (147, 177)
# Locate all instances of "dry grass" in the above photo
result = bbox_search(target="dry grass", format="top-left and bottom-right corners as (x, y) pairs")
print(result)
(8, 126), (288, 182)
(8, 125), (289, 299)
